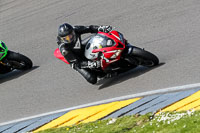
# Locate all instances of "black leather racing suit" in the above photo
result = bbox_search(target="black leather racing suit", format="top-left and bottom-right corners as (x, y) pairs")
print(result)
(57, 25), (101, 84)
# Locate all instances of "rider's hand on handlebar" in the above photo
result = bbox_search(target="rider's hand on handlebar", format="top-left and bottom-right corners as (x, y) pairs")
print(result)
(98, 25), (112, 33)
(88, 61), (101, 68)
(79, 61), (101, 69)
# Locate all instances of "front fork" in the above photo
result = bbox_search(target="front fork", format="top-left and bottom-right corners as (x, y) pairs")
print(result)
(0, 59), (12, 69)
(121, 44), (139, 66)
(0, 61), (6, 66)
(0, 60), (12, 74)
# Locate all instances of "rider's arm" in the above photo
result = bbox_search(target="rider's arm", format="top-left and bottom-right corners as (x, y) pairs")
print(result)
(57, 41), (100, 69)
(57, 36), (79, 64)
(74, 25), (112, 34)
(74, 25), (99, 34)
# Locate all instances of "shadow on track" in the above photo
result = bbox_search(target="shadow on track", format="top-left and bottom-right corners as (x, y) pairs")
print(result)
(0, 66), (39, 84)
(97, 63), (165, 90)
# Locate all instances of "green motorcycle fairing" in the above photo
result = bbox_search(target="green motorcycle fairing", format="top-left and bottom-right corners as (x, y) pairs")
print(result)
(0, 40), (8, 61)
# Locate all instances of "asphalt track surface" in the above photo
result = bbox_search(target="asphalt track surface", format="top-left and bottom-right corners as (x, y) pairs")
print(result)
(1, 0), (200, 123)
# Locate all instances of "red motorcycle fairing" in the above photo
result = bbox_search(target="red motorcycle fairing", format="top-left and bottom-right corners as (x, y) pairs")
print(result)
(54, 48), (69, 64)
(92, 31), (126, 70)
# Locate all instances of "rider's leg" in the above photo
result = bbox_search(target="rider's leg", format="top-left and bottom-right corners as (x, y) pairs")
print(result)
(61, 50), (97, 84)
(74, 67), (97, 84)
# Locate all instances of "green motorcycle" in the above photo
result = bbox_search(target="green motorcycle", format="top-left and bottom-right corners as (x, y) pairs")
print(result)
(0, 40), (32, 74)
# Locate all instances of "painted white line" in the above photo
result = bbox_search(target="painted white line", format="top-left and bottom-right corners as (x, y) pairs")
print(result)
(0, 83), (200, 126)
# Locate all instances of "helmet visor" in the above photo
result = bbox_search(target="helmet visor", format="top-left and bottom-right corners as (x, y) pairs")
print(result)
(61, 31), (75, 43)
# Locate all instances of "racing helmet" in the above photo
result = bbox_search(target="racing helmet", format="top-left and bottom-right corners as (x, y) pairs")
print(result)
(58, 23), (76, 44)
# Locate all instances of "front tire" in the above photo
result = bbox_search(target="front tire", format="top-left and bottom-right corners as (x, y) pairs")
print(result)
(6, 51), (33, 70)
(131, 47), (159, 67)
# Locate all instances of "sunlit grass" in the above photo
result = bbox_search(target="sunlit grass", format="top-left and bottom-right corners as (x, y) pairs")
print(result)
(36, 110), (200, 133)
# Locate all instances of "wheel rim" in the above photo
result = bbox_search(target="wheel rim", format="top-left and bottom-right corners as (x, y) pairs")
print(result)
(9, 61), (26, 69)
(135, 57), (155, 67)
(141, 60), (155, 67)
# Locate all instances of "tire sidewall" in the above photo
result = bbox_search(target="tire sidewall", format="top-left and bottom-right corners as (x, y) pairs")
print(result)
(131, 47), (159, 66)
(6, 50), (33, 70)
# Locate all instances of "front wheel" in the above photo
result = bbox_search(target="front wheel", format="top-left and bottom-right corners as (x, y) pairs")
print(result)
(131, 47), (159, 67)
(6, 51), (33, 70)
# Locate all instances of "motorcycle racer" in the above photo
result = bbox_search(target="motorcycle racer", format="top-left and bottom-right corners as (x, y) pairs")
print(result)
(57, 23), (112, 84)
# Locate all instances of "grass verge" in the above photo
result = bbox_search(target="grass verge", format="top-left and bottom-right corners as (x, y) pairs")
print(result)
(36, 110), (200, 133)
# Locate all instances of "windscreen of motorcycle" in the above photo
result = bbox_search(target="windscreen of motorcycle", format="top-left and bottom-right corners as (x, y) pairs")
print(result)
(85, 34), (115, 60)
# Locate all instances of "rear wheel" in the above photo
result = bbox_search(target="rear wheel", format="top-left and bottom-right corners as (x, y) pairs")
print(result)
(6, 51), (33, 70)
(131, 47), (159, 67)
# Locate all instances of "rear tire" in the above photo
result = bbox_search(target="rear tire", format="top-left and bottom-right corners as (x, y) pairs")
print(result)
(131, 47), (159, 67)
(6, 51), (33, 70)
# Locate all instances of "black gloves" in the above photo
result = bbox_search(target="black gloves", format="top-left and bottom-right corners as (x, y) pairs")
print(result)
(98, 25), (112, 33)
(79, 61), (101, 69)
